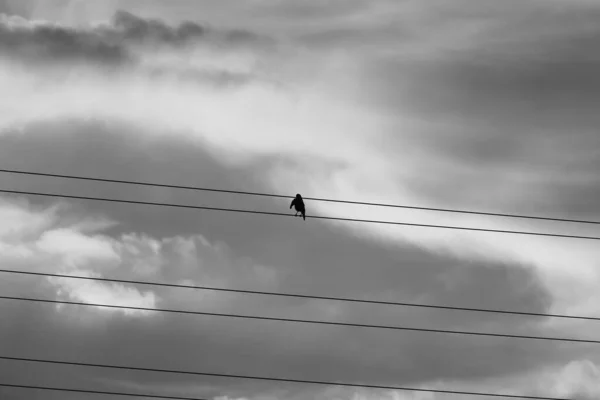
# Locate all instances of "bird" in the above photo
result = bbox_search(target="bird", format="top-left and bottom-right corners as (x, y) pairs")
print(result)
(290, 193), (306, 220)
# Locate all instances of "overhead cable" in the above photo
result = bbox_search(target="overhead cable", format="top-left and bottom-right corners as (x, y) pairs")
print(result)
(0, 189), (598, 241)
(0, 356), (570, 400)
(1, 168), (597, 226)
(1, 296), (597, 344)
(2, 268), (598, 322)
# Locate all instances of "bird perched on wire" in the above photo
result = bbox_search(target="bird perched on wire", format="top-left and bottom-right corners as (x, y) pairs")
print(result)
(290, 193), (306, 220)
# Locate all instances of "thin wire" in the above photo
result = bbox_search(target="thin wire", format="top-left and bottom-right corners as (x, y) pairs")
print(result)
(2, 296), (597, 344)
(2, 268), (598, 322)
(0, 383), (208, 400)
(0, 189), (599, 241)
(0, 356), (570, 400)
(1, 168), (597, 226)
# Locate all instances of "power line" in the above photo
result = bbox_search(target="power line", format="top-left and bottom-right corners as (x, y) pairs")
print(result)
(0, 356), (570, 400)
(2, 295), (597, 345)
(0, 383), (208, 400)
(2, 268), (598, 322)
(1, 167), (597, 226)
(1, 188), (599, 241)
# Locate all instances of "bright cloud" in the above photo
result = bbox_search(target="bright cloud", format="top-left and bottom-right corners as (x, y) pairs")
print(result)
(549, 360), (600, 399)
(0, 194), (285, 318)
(0, 196), (154, 315)
(36, 228), (120, 267)
(50, 269), (156, 315)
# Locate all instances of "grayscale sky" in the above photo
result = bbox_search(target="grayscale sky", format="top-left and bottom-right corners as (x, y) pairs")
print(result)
(0, 1), (599, 399)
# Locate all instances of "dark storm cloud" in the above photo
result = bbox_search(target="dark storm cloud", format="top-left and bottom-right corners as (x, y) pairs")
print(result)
(369, 4), (600, 122)
(0, 119), (553, 310)
(0, 15), (128, 65)
(0, 9), (267, 66)
(111, 9), (206, 43)
(361, 2), (600, 221)
(110, 10), (265, 46)
(0, 120), (559, 397)
(0, 275), (558, 397)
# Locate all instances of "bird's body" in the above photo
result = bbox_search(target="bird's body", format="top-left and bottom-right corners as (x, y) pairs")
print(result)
(290, 194), (306, 220)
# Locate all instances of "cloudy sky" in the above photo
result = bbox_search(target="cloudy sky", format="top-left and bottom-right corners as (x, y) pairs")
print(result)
(1, 0), (600, 399)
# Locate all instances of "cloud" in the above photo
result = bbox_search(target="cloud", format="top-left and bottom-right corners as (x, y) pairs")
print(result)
(36, 228), (119, 267)
(2, 2), (600, 399)
(0, 196), (154, 316)
(0, 193), (283, 317)
(0, 8), (273, 78)
(541, 360), (600, 400)
(0, 13), (129, 65)
(318, 0), (600, 318)
(50, 270), (157, 316)
(490, 359), (600, 400)
(0, 196), (59, 240)
(111, 10), (266, 46)
(111, 9), (206, 43)
(0, 122), (565, 399)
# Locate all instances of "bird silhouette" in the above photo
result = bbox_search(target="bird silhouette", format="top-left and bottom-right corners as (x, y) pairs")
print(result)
(290, 193), (306, 220)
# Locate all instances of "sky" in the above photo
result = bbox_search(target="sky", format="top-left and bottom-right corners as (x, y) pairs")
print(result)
(0, 0), (600, 399)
